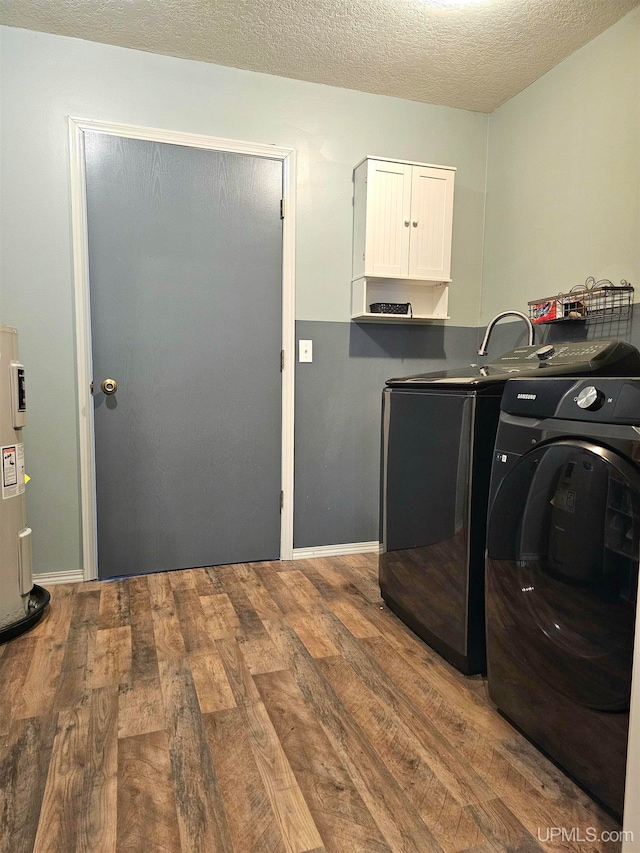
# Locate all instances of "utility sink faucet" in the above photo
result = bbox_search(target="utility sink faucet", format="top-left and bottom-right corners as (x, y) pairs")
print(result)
(478, 310), (534, 356)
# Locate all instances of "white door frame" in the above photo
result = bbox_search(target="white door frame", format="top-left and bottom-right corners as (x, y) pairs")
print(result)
(69, 117), (296, 581)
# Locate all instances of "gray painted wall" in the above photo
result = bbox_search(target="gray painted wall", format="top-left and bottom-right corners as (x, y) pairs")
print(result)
(294, 320), (480, 547)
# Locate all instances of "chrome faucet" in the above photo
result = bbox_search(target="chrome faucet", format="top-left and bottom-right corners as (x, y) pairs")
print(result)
(478, 310), (534, 356)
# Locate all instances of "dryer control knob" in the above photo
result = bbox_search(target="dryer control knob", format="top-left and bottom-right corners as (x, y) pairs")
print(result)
(576, 385), (605, 411)
(536, 345), (555, 360)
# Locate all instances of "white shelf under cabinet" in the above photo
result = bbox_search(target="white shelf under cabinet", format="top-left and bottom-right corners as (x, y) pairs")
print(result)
(351, 276), (449, 323)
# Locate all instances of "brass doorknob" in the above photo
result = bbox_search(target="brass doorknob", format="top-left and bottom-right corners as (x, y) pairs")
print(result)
(101, 379), (117, 395)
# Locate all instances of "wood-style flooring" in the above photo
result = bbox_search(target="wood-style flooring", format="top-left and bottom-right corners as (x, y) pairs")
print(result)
(0, 554), (623, 852)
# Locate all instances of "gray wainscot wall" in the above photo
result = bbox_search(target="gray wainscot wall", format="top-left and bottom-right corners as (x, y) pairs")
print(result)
(293, 309), (639, 549)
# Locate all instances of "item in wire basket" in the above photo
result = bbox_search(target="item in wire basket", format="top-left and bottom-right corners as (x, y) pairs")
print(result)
(530, 299), (559, 324)
(369, 302), (413, 316)
(561, 298), (586, 319)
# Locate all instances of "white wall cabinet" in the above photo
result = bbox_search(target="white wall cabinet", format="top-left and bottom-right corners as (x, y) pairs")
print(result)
(351, 156), (455, 322)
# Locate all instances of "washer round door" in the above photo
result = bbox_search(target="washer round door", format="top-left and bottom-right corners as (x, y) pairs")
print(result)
(487, 439), (640, 711)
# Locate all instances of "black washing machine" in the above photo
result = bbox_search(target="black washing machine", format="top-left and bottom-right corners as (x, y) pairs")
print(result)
(486, 376), (640, 818)
(380, 339), (640, 675)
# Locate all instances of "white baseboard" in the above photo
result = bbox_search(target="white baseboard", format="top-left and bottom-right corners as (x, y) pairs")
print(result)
(292, 541), (381, 560)
(32, 544), (382, 583)
(33, 569), (86, 586)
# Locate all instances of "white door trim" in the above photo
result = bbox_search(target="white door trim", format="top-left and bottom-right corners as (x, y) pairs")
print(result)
(69, 117), (296, 581)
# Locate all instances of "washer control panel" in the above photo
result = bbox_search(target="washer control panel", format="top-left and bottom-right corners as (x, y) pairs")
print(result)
(491, 340), (612, 367)
(501, 377), (640, 425)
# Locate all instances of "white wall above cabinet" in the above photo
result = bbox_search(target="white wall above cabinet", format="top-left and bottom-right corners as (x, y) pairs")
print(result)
(351, 156), (455, 322)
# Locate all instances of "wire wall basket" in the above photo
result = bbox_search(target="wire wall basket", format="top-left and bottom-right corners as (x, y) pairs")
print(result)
(528, 278), (634, 325)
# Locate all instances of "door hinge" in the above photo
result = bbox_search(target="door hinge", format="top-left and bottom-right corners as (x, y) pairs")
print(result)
(90, 381), (94, 395)
(280, 198), (285, 219)
(280, 490), (284, 512)
(280, 349), (284, 371)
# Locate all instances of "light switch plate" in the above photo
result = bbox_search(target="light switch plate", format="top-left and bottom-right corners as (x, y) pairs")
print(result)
(299, 340), (313, 363)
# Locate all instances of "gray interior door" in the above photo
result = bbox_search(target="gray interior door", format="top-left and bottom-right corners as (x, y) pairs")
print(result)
(84, 132), (283, 579)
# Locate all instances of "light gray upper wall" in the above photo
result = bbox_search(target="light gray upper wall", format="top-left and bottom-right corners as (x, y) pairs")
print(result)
(0, 27), (489, 326)
(482, 7), (640, 325)
(0, 26), (488, 573)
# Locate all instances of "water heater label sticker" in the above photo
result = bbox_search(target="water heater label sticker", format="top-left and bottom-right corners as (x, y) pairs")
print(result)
(2, 443), (25, 499)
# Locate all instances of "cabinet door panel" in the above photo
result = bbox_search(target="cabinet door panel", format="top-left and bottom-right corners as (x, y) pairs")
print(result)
(408, 166), (454, 281)
(365, 160), (411, 277)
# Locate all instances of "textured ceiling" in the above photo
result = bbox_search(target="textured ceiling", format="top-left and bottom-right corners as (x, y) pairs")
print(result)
(1, 0), (638, 112)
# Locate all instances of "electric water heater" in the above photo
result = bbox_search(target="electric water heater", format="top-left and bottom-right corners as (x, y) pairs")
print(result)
(0, 326), (49, 643)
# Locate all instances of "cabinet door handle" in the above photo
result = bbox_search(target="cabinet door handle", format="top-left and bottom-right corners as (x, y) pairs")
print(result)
(404, 220), (410, 227)
(412, 220), (418, 227)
